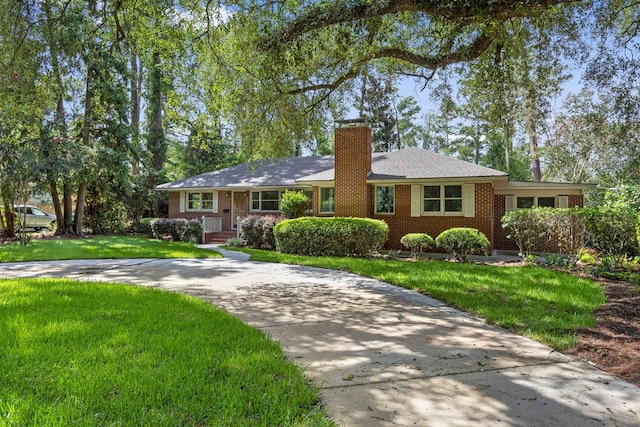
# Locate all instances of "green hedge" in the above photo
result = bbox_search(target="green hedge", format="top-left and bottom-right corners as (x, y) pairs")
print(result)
(501, 207), (586, 263)
(240, 215), (284, 250)
(581, 207), (639, 266)
(400, 233), (434, 258)
(274, 217), (388, 257)
(150, 218), (202, 244)
(435, 228), (490, 262)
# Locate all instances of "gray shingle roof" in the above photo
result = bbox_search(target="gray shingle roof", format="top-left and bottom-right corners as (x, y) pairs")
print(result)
(156, 147), (507, 190)
(297, 147), (507, 182)
(156, 155), (334, 189)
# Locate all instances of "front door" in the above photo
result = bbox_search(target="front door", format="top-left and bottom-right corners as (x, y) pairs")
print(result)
(232, 192), (248, 229)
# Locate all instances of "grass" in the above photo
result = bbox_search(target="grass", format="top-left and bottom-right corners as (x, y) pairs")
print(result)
(229, 248), (606, 349)
(0, 278), (333, 426)
(0, 236), (221, 263)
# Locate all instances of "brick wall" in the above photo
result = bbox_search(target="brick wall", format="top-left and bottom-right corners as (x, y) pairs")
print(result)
(493, 195), (517, 251)
(376, 182), (495, 251)
(167, 190), (234, 230)
(334, 125), (372, 218)
(493, 194), (585, 252)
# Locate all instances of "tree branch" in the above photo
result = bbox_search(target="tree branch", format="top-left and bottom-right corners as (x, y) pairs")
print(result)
(271, 0), (580, 46)
(371, 33), (493, 68)
(285, 32), (492, 96)
(287, 69), (361, 95)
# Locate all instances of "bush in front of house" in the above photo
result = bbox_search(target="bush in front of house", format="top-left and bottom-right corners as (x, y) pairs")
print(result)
(134, 218), (154, 237)
(239, 216), (262, 247)
(225, 237), (246, 247)
(502, 208), (586, 266)
(181, 220), (202, 243)
(280, 190), (310, 219)
(150, 218), (202, 243)
(240, 215), (284, 249)
(435, 228), (490, 262)
(580, 206), (639, 267)
(274, 217), (389, 257)
(400, 233), (434, 259)
(501, 208), (552, 257)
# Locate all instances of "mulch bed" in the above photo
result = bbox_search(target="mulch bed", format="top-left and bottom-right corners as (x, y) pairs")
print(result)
(565, 278), (640, 386)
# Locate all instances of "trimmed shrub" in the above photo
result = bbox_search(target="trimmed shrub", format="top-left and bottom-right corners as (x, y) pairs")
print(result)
(400, 233), (434, 259)
(182, 220), (202, 243)
(151, 218), (201, 243)
(260, 215), (282, 250)
(240, 215), (284, 249)
(151, 218), (171, 239)
(280, 190), (310, 219)
(274, 217), (388, 257)
(435, 228), (490, 262)
(239, 216), (263, 247)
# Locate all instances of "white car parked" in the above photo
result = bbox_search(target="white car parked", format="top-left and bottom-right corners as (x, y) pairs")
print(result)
(14, 205), (57, 231)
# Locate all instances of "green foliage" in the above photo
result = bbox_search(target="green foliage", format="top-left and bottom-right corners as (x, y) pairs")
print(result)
(0, 278), (330, 425)
(240, 215), (284, 250)
(182, 220), (203, 244)
(501, 207), (586, 265)
(225, 237), (247, 248)
(580, 207), (640, 267)
(501, 209), (546, 257)
(280, 190), (310, 219)
(274, 217), (388, 257)
(435, 228), (490, 262)
(84, 191), (128, 235)
(151, 218), (202, 244)
(637, 212), (640, 250)
(400, 233), (435, 259)
(134, 218), (154, 237)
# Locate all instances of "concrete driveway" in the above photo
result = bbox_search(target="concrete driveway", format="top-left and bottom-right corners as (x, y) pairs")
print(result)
(2, 248), (640, 426)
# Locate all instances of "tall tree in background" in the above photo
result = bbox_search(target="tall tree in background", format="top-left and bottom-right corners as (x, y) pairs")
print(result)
(355, 75), (398, 152)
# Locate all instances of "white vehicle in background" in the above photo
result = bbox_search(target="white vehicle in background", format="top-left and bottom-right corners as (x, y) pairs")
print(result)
(14, 205), (57, 231)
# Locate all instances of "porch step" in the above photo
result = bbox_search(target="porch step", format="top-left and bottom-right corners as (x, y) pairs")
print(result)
(204, 231), (239, 244)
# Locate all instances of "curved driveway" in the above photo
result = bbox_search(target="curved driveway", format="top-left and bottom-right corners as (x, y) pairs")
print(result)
(2, 248), (640, 426)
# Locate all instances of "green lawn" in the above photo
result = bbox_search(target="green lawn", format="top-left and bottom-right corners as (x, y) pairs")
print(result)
(0, 236), (221, 262)
(231, 248), (606, 349)
(0, 278), (333, 426)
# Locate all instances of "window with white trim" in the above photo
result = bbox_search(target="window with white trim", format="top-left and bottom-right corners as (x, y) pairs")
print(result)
(251, 190), (280, 212)
(423, 185), (463, 214)
(187, 191), (218, 211)
(320, 187), (334, 213)
(517, 196), (555, 209)
(375, 186), (394, 214)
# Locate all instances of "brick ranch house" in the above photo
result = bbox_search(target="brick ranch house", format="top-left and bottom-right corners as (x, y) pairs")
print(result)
(157, 120), (595, 251)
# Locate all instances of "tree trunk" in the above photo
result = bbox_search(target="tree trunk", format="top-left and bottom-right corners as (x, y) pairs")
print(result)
(524, 93), (542, 182)
(63, 183), (74, 235)
(148, 51), (165, 216)
(50, 179), (63, 235)
(1, 200), (15, 238)
(131, 51), (141, 175)
(528, 125), (542, 182)
(75, 60), (94, 235)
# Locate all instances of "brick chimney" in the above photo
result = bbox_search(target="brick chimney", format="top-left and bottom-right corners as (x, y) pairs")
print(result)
(334, 119), (372, 217)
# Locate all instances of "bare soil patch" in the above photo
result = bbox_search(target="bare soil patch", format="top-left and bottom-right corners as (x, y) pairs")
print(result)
(565, 278), (640, 386)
